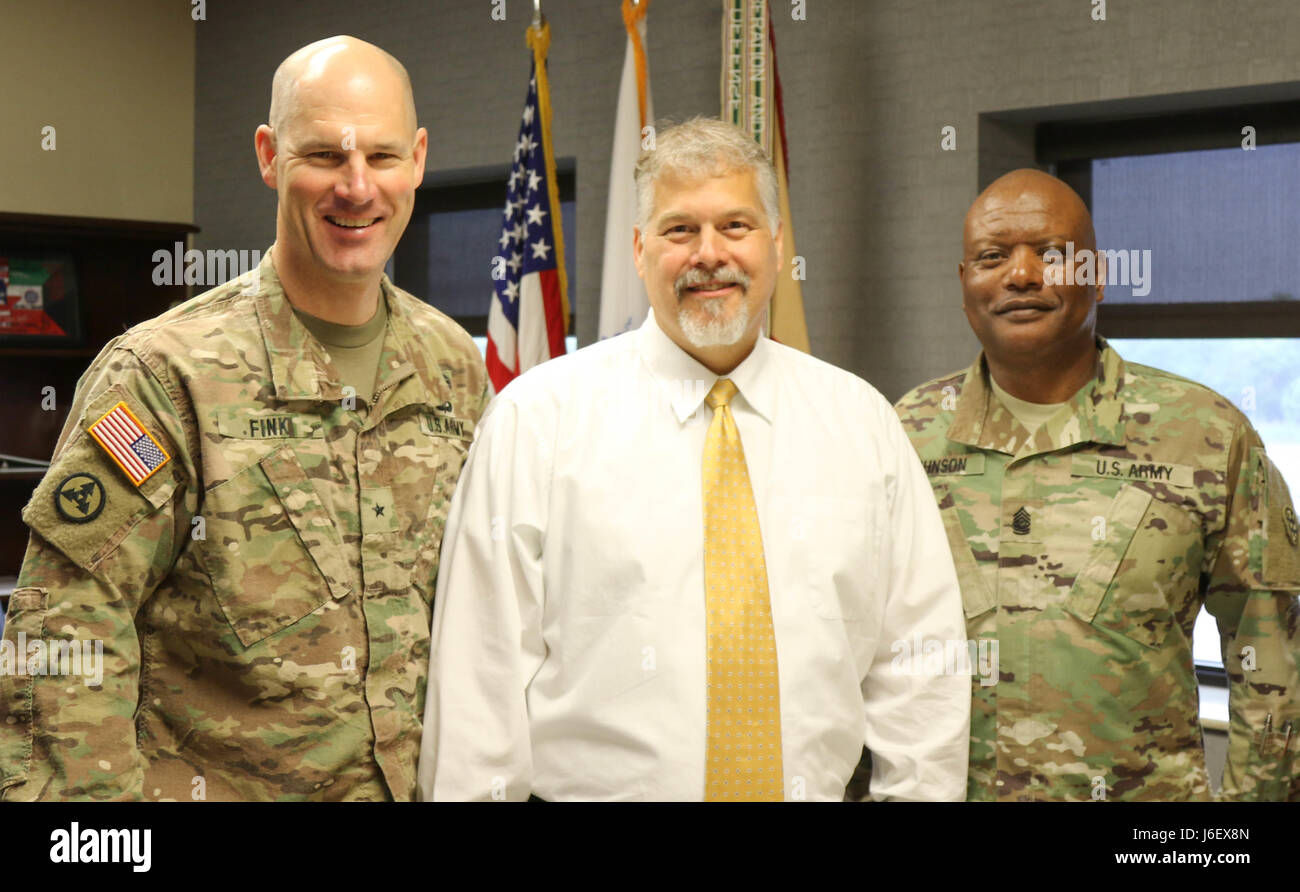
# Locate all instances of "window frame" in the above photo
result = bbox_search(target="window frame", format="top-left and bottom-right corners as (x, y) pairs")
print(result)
(1042, 100), (1300, 338)
(1031, 100), (1300, 686)
(393, 161), (577, 338)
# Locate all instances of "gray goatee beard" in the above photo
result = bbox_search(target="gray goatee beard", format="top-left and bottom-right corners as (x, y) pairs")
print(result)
(675, 267), (751, 349)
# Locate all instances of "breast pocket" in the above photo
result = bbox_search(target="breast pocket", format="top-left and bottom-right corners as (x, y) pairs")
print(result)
(930, 482), (996, 627)
(197, 444), (352, 647)
(1064, 485), (1200, 650)
(408, 431), (472, 608)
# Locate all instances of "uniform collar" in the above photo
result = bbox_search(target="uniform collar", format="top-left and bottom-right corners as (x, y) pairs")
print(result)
(638, 309), (774, 425)
(253, 247), (429, 412)
(947, 335), (1127, 456)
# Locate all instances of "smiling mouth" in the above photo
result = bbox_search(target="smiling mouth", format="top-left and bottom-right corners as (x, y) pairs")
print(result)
(995, 301), (1053, 315)
(678, 280), (745, 301)
(325, 215), (380, 229)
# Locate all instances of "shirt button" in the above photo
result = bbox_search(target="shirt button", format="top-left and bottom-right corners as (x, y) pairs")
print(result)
(995, 779), (1004, 787)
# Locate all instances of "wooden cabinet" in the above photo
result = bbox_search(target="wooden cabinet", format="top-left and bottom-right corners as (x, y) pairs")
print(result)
(0, 213), (196, 584)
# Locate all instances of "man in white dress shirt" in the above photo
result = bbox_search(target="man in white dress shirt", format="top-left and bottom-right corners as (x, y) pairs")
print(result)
(419, 117), (969, 801)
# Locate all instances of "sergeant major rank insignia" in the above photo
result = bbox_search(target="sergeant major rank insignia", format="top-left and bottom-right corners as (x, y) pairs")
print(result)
(87, 401), (171, 485)
(1012, 506), (1031, 536)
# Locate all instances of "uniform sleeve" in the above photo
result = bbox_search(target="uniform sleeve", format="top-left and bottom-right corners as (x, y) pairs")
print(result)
(862, 393), (971, 801)
(419, 396), (548, 801)
(471, 374), (492, 426)
(1203, 423), (1300, 801)
(0, 347), (195, 801)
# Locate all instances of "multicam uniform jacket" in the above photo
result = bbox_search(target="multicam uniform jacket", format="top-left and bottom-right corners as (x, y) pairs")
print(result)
(895, 338), (1300, 801)
(0, 249), (487, 800)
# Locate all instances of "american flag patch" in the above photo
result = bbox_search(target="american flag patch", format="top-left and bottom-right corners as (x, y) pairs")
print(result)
(87, 401), (171, 485)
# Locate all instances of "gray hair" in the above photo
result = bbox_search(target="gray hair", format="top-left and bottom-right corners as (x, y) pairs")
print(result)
(634, 117), (780, 233)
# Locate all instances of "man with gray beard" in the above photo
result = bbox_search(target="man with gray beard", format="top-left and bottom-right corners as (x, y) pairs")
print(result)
(418, 118), (969, 801)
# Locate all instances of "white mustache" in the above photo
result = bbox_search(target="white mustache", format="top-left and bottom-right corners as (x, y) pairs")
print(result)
(674, 267), (750, 299)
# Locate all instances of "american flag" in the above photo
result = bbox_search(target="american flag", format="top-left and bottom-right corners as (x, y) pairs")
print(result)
(486, 25), (570, 394)
(87, 402), (171, 485)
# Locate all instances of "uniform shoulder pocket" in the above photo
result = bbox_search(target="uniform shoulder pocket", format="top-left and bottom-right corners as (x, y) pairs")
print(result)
(23, 389), (181, 572)
(197, 444), (352, 647)
(1250, 447), (1300, 590)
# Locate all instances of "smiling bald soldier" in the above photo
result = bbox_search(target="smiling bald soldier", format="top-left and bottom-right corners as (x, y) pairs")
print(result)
(894, 169), (1300, 800)
(0, 36), (487, 800)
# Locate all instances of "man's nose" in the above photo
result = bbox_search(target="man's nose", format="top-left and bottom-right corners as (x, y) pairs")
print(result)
(335, 153), (376, 205)
(692, 226), (728, 267)
(1004, 244), (1042, 290)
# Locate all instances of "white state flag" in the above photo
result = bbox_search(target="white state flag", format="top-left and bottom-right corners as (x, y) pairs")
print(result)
(597, 10), (653, 340)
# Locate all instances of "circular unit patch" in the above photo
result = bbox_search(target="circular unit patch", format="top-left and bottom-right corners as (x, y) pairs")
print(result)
(55, 472), (106, 524)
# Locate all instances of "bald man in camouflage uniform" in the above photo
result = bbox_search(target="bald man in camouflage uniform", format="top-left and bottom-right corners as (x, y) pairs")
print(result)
(894, 169), (1300, 801)
(0, 37), (486, 800)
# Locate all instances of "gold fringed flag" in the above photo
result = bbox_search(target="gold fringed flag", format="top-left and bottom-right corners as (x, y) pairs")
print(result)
(722, 0), (810, 354)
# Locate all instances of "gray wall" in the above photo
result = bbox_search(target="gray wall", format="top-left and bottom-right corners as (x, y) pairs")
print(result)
(195, 0), (1300, 400)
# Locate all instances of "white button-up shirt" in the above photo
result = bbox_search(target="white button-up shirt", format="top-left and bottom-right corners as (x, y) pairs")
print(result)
(420, 311), (969, 801)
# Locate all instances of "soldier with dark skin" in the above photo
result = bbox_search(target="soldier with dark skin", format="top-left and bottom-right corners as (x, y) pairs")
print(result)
(892, 169), (1300, 800)
(0, 36), (487, 801)
(959, 170), (1103, 405)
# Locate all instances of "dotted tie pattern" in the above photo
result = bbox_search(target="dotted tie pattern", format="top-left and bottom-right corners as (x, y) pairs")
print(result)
(702, 377), (783, 801)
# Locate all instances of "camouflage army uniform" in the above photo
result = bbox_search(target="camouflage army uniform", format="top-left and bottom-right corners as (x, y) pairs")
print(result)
(895, 338), (1300, 801)
(0, 249), (487, 801)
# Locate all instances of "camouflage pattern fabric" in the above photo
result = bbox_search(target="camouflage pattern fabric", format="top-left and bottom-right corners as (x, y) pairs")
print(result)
(895, 338), (1300, 801)
(0, 248), (488, 801)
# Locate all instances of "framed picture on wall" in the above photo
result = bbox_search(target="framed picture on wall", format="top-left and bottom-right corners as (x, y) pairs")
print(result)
(0, 252), (82, 345)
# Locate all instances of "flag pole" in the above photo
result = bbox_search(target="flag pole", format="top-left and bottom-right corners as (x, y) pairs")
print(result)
(624, 0), (649, 129)
(526, 13), (570, 338)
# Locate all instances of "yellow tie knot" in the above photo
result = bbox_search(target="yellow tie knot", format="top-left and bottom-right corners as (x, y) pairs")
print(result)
(705, 378), (739, 410)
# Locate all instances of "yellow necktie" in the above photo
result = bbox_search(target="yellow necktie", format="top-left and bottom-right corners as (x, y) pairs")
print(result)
(702, 377), (783, 801)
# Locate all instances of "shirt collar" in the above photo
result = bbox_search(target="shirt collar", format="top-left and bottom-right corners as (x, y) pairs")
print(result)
(253, 245), (427, 410)
(947, 335), (1127, 455)
(638, 309), (775, 425)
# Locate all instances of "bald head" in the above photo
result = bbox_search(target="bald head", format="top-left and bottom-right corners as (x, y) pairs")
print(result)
(965, 169), (1095, 254)
(268, 36), (417, 139)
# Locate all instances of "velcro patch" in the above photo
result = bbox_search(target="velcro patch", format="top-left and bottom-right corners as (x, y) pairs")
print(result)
(214, 408), (324, 440)
(1251, 447), (1300, 588)
(1071, 455), (1195, 488)
(419, 413), (474, 441)
(87, 401), (170, 486)
(53, 472), (106, 523)
(921, 454), (985, 477)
